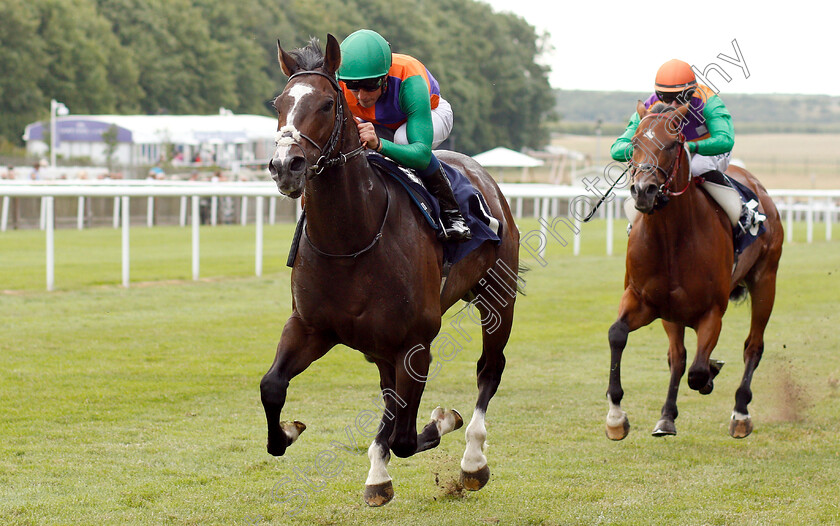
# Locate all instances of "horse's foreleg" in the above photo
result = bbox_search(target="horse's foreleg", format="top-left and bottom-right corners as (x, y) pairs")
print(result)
(260, 314), (332, 456)
(607, 290), (655, 440)
(687, 308), (723, 393)
(653, 321), (687, 436)
(731, 268), (778, 438)
(364, 360), (397, 507)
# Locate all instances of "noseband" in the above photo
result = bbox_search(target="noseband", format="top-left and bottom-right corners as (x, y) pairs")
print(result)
(276, 70), (365, 177)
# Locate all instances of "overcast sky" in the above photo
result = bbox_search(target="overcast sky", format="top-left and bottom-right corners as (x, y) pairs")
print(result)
(479, 0), (836, 96)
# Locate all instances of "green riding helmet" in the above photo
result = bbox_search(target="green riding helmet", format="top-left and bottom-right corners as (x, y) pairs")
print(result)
(337, 29), (392, 81)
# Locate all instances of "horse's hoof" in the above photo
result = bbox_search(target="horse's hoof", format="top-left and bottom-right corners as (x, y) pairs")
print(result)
(729, 416), (753, 438)
(279, 420), (306, 443)
(452, 408), (464, 430)
(699, 380), (715, 395)
(364, 480), (394, 507)
(431, 407), (463, 436)
(460, 464), (490, 491)
(605, 418), (630, 441)
(652, 419), (677, 437)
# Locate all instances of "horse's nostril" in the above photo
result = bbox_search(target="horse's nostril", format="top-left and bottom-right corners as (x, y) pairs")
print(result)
(268, 159), (279, 176)
(645, 184), (659, 196)
(289, 156), (306, 175)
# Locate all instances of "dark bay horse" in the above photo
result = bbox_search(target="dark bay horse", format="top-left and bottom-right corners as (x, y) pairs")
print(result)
(606, 102), (783, 440)
(261, 35), (522, 506)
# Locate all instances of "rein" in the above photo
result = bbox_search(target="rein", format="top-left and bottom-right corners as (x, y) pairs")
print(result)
(302, 168), (391, 259)
(659, 138), (691, 197)
(279, 70), (365, 178)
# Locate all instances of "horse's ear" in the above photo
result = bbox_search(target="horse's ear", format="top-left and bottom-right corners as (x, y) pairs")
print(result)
(324, 33), (341, 76)
(666, 103), (691, 134)
(636, 100), (648, 119)
(277, 40), (298, 77)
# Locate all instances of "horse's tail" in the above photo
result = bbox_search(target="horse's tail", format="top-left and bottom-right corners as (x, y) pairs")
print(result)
(517, 263), (530, 296)
(729, 282), (748, 303)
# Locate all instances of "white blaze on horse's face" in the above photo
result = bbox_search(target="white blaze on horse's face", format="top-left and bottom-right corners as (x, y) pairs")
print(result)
(272, 82), (315, 162)
(269, 79), (322, 197)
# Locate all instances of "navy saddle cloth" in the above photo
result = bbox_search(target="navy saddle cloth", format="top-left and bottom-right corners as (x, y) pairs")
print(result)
(287, 152), (501, 267)
(724, 174), (766, 255)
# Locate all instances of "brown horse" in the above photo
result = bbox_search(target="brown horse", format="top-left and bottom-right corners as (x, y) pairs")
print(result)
(261, 35), (522, 506)
(605, 101), (783, 440)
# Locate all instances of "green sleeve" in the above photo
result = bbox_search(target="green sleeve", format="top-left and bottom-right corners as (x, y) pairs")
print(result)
(377, 75), (433, 170)
(610, 111), (641, 162)
(689, 95), (734, 155)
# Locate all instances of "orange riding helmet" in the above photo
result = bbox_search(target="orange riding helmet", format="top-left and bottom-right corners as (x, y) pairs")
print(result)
(655, 59), (697, 103)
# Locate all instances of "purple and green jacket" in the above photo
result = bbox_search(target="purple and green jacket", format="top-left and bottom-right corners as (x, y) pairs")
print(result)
(610, 84), (734, 161)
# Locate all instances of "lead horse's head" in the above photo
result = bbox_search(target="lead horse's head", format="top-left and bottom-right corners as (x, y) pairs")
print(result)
(268, 34), (347, 198)
(629, 101), (691, 213)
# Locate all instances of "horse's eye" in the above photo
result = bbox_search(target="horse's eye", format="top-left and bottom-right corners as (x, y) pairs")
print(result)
(320, 100), (334, 112)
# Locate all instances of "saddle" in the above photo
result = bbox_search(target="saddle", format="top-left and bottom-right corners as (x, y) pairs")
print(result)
(287, 152), (501, 268)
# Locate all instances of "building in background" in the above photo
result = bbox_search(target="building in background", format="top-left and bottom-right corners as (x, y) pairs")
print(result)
(22, 109), (277, 171)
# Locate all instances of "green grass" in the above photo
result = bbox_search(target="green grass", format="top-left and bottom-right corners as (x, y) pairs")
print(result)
(2, 220), (839, 525)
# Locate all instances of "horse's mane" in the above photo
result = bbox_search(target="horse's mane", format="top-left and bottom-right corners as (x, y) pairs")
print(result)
(649, 103), (676, 114)
(287, 37), (324, 70)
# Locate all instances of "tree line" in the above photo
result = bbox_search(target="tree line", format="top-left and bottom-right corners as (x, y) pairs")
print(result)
(552, 90), (840, 134)
(0, 0), (555, 155)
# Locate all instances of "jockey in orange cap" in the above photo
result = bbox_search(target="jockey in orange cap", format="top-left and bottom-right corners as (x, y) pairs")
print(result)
(611, 59), (765, 234)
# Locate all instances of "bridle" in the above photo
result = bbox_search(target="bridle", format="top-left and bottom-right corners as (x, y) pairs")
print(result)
(279, 69), (389, 259)
(275, 70), (365, 178)
(631, 114), (692, 202)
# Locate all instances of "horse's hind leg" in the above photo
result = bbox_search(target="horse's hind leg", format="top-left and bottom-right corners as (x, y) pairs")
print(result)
(389, 343), (462, 458)
(652, 321), (687, 436)
(731, 265), (778, 438)
(260, 314), (333, 456)
(460, 287), (516, 491)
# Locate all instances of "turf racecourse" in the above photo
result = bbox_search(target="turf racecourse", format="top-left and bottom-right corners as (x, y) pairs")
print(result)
(2, 220), (839, 525)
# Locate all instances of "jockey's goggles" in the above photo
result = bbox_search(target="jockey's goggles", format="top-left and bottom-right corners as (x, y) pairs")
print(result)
(344, 76), (387, 91)
(656, 88), (695, 105)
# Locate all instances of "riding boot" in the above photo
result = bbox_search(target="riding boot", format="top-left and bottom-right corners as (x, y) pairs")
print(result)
(700, 170), (765, 234)
(422, 166), (472, 241)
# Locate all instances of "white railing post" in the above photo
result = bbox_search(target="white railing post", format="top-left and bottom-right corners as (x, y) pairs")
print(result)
(179, 196), (187, 226)
(146, 196), (154, 227)
(77, 196), (85, 229)
(240, 196), (248, 225)
(39, 197), (46, 230)
(786, 197), (793, 243)
(1, 196), (9, 232)
(807, 197), (814, 244)
(122, 196), (130, 287)
(45, 197), (54, 291)
(255, 196), (264, 277)
(112, 196), (120, 228)
(191, 195), (200, 280)
(269, 196), (277, 225)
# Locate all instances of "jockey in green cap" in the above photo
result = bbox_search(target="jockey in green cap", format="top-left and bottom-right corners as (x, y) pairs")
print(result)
(337, 29), (471, 241)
